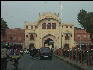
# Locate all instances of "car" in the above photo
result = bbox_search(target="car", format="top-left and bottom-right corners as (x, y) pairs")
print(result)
(40, 47), (52, 60)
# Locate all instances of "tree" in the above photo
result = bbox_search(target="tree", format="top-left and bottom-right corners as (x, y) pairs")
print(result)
(1, 18), (9, 37)
(77, 9), (93, 42)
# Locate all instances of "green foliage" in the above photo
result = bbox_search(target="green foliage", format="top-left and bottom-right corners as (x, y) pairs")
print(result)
(1, 18), (9, 36)
(77, 9), (93, 34)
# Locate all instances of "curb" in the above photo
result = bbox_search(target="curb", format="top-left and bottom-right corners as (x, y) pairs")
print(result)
(54, 54), (85, 70)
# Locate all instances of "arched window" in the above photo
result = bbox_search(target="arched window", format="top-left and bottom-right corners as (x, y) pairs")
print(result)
(35, 26), (37, 29)
(66, 26), (68, 28)
(70, 26), (72, 28)
(26, 35), (28, 38)
(31, 26), (33, 29)
(47, 23), (51, 29)
(52, 23), (56, 29)
(30, 34), (34, 40)
(26, 26), (28, 29)
(65, 34), (69, 40)
(42, 23), (46, 29)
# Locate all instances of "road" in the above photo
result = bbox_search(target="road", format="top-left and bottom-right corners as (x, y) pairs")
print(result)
(7, 54), (81, 70)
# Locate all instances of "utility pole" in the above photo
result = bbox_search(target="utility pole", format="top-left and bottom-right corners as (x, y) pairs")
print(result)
(79, 37), (83, 64)
(80, 39), (82, 50)
(60, 1), (63, 49)
(60, 1), (63, 56)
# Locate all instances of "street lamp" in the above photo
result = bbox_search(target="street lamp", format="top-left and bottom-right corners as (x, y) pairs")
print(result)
(80, 40), (82, 50)
(79, 37), (82, 50)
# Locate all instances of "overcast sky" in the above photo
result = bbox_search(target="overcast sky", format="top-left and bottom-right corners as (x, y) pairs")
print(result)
(1, 1), (93, 29)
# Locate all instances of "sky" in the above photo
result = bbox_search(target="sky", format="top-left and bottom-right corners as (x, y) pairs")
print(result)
(1, 1), (93, 29)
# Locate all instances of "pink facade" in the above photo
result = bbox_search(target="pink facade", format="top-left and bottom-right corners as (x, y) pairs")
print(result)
(74, 29), (92, 47)
(3, 28), (25, 43)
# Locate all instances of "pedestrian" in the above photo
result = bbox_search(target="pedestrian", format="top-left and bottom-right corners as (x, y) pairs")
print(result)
(14, 49), (16, 55)
(51, 48), (53, 53)
(7, 49), (11, 59)
(11, 48), (14, 55)
(1, 46), (9, 70)
(32, 48), (37, 57)
(16, 49), (19, 55)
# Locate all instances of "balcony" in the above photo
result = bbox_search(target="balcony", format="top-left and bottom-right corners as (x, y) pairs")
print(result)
(29, 33), (37, 41)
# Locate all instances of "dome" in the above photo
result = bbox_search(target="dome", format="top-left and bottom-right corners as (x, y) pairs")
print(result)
(37, 12), (61, 23)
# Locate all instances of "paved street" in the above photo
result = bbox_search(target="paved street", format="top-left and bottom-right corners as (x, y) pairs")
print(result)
(7, 54), (81, 70)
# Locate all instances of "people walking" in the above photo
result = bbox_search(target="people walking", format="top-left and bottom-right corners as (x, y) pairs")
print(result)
(1, 46), (9, 70)
(16, 49), (19, 55)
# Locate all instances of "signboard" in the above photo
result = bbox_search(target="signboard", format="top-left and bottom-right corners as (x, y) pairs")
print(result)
(49, 41), (54, 44)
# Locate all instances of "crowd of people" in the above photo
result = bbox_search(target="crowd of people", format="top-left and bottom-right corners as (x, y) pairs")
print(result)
(1, 45), (54, 70)
(1, 45), (20, 70)
(1, 46), (9, 70)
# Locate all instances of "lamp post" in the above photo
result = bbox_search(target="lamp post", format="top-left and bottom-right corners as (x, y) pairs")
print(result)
(79, 37), (83, 64)
(79, 37), (82, 50)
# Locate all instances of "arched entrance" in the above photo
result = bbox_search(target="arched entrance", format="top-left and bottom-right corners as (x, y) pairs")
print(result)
(42, 34), (57, 49)
(64, 44), (69, 48)
(29, 43), (35, 50)
(44, 38), (54, 49)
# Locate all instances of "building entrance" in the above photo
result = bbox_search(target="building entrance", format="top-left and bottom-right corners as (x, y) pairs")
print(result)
(44, 38), (54, 49)
(29, 43), (35, 50)
(64, 44), (69, 48)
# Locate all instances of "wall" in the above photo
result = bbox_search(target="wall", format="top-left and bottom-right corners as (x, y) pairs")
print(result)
(24, 12), (62, 49)
(62, 23), (75, 48)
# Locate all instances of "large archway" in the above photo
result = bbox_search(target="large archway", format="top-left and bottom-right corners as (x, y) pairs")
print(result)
(42, 34), (57, 49)
(44, 38), (54, 49)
